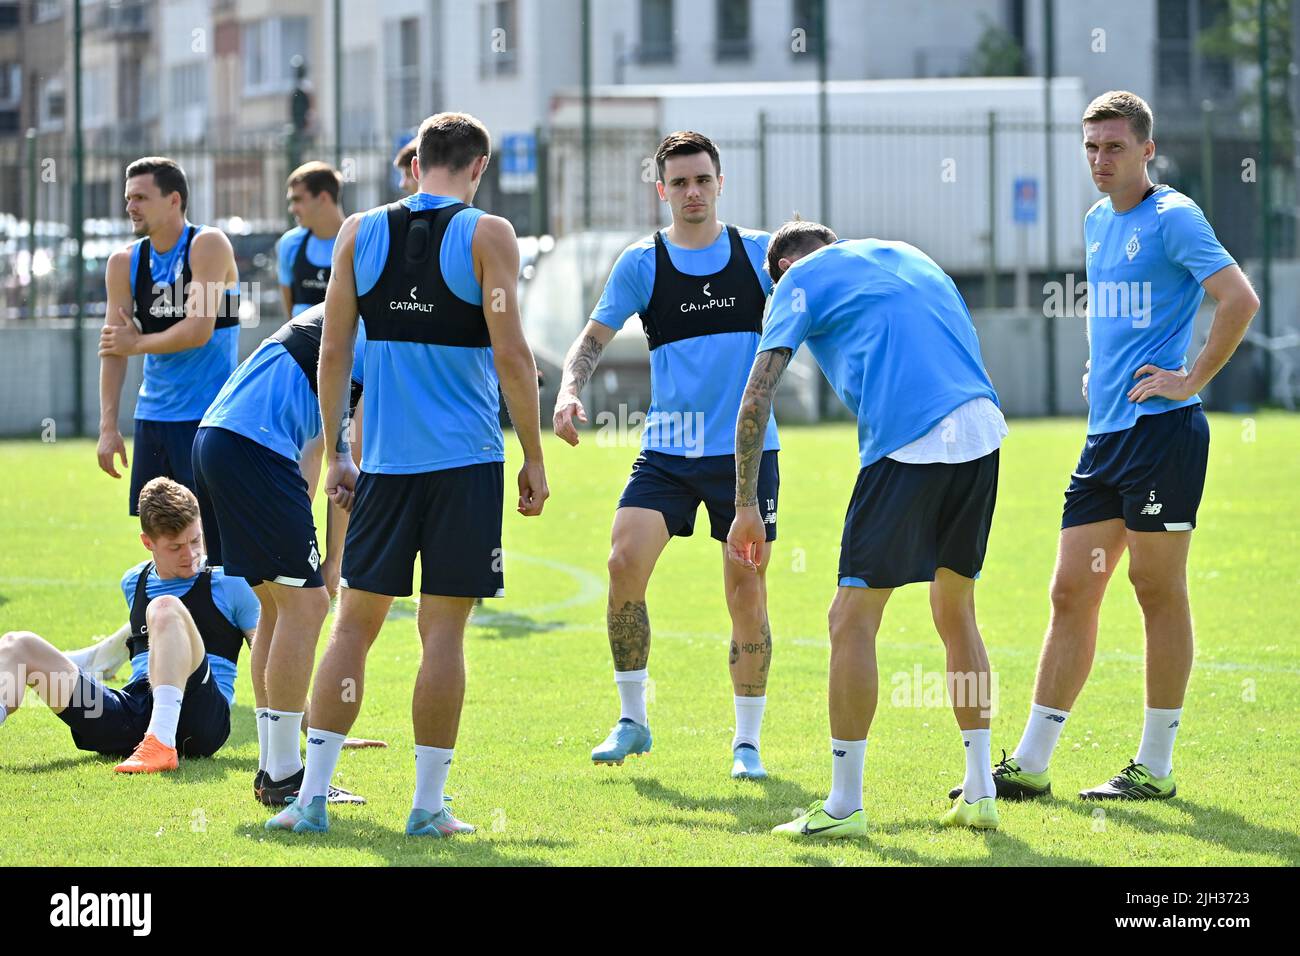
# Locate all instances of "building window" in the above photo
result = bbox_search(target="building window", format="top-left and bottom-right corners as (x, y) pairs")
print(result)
(480, 0), (518, 77)
(715, 0), (751, 61)
(242, 16), (309, 97)
(637, 0), (674, 64)
(168, 61), (208, 113)
(1157, 0), (1233, 101)
(384, 18), (421, 138)
(38, 74), (64, 130)
(0, 62), (20, 107)
(0, 3), (20, 30)
(80, 64), (111, 128)
(791, 0), (825, 59)
(33, 0), (62, 23)
(341, 47), (376, 145)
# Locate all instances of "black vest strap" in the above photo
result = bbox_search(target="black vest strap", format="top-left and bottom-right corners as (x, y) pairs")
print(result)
(356, 201), (489, 347)
(126, 562), (246, 666)
(132, 226), (241, 334)
(290, 230), (330, 308)
(269, 308), (363, 410)
(639, 225), (767, 351)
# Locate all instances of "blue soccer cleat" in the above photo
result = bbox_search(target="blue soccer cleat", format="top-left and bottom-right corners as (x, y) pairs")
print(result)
(731, 743), (768, 780)
(591, 718), (652, 765)
(265, 794), (329, 833)
(406, 807), (476, 838)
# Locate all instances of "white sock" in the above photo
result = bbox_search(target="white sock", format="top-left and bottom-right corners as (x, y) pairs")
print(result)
(413, 745), (455, 814)
(266, 709), (305, 781)
(1135, 706), (1182, 778)
(299, 728), (346, 803)
(823, 737), (867, 819)
(254, 707), (269, 772)
(615, 668), (648, 725)
(733, 695), (766, 751)
(146, 684), (184, 749)
(961, 728), (995, 802)
(1012, 703), (1070, 774)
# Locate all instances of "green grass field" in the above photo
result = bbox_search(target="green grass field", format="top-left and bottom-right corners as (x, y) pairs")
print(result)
(0, 414), (1297, 866)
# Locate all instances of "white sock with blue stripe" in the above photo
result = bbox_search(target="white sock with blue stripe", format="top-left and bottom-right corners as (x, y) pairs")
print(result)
(615, 669), (648, 725)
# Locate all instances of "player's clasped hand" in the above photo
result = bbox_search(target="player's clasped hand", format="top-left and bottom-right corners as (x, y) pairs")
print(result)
(726, 505), (766, 571)
(1082, 359), (1090, 402)
(517, 461), (549, 516)
(553, 394), (588, 446)
(98, 306), (141, 357)
(324, 455), (359, 512)
(1128, 364), (1192, 404)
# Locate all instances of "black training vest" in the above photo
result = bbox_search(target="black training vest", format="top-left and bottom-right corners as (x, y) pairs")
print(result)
(638, 225), (767, 351)
(126, 562), (246, 665)
(132, 225), (241, 334)
(356, 201), (488, 347)
(269, 306), (363, 411)
(290, 230), (331, 308)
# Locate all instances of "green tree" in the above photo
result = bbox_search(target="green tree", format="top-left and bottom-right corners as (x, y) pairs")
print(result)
(968, 14), (1026, 77)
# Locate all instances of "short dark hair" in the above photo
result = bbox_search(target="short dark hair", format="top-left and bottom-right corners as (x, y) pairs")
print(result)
(1083, 90), (1154, 143)
(416, 112), (491, 174)
(287, 161), (342, 203)
(125, 156), (188, 213)
(655, 130), (721, 181)
(767, 218), (837, 281)
(394, 137), (418, 171)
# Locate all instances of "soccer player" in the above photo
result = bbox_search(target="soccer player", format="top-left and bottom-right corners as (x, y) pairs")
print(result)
(97, 156), (241, 513)
(553, 131), (779, 780)
(193, 301), (371, 805)
(278, 162), (345, 319)
(267, 112), (548, 837)
(0, 478), (255, 772)
(956, 91), (1258, 803)
(728, 220), (1009, 835)
(394, 138), (419, 196)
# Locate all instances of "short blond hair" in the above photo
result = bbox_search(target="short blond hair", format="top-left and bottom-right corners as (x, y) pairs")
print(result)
(138, 477), (200, 539)
(1083, 90), (1154, 143)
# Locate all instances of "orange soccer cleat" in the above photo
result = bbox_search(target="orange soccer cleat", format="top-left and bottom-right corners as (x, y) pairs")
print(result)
(114, 733), (179, 773)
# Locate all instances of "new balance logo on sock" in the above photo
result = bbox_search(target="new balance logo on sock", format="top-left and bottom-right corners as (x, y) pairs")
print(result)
(832, 749), (846, 757)
(1168, 720), (1180, 729)
(1043, 713), (1066, 723)
(307, 737), (325, 745)
(268, 714), (281, 722)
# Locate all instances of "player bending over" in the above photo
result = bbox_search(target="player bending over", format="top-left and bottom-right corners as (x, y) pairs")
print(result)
(729, 221), (1009, 835)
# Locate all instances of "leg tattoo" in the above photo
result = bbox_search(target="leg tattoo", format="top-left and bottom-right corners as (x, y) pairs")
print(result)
(609, 600), (651, 671)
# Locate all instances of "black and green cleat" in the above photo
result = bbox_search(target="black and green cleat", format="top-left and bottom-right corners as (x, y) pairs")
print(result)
(949, 750), (1052, 801)
(1079, 760), (1175, 801)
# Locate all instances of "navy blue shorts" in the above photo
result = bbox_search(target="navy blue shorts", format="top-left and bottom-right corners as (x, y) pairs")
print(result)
(341, 462), (505, 598)
(618, 450), (779, 542)
(839, 450), (999, 589)
(1063, 404), (1209, 533)
(192, 425), (323, 588)
(55, 656), (231, 758)
(129, 419), (200, 515)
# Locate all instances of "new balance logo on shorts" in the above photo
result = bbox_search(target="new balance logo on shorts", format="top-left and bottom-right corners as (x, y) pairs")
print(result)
(1140, 502), (1163, 515)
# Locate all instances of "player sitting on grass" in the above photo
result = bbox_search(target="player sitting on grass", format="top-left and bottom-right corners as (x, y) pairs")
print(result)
(0, 478), (254, 772)
(728, 220), (1008, 835)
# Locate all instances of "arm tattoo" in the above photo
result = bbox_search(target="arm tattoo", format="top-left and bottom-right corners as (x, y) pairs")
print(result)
(334, 414), (351, 456)
(735, 348), (791, 507)
(608, 599), (651, 671)
(561, 333), (606, 397)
